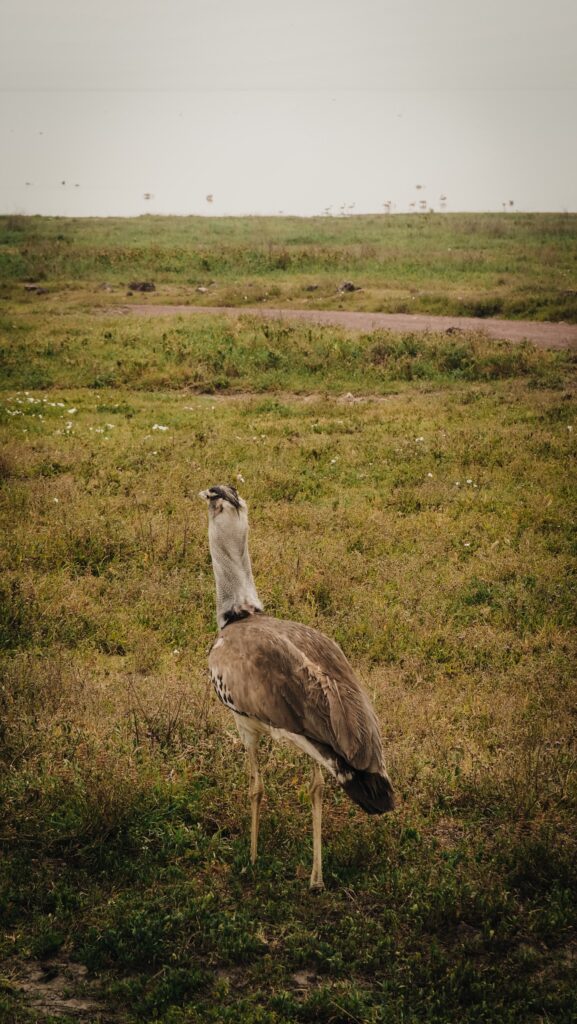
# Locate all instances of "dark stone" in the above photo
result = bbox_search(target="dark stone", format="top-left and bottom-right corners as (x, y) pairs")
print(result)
(128, 281), (156, 292)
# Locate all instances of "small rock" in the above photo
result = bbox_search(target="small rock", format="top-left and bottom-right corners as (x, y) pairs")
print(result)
(338, 391), (363, 404)
(128, 281), (156, 292)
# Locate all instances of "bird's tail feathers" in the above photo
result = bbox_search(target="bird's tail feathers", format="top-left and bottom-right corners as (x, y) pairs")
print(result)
(341, 768), (395, 815)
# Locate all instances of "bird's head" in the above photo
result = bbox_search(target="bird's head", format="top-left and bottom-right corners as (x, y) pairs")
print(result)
(199, 484), (249, 552)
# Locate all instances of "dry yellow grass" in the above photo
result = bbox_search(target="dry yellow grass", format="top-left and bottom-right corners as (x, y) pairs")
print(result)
(1, 287), (576, 1020)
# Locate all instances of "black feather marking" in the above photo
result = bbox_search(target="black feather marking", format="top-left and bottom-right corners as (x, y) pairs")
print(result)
(341, 769), (395, 815)
(207, 485), (241, 509)
(222, 608), (263, 627)
(210, 668), (247, 715)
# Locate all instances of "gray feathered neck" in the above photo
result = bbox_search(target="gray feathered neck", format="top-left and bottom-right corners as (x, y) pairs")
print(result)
(201, 485), (264, 630)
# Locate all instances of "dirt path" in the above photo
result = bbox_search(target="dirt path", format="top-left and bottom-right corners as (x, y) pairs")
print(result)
(113, 304), (577, 351)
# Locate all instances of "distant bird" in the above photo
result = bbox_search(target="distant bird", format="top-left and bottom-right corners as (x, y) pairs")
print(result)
(206, 194), (214, 204)
(200, 485), (395, 890)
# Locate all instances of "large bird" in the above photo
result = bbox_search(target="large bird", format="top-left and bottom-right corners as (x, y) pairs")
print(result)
(200, 485), (394, 889)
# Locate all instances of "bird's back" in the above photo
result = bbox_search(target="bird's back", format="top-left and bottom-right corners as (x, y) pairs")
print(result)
(209, 614), (386, 775)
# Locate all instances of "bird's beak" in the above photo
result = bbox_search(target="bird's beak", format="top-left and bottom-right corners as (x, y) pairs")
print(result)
(199, 489), (211, 501)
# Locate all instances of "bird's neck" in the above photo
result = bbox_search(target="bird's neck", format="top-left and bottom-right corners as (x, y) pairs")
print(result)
(209, 535), (263, 630)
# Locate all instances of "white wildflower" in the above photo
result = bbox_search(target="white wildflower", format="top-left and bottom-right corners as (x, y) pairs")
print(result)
(152, 424), (169, 431)
(237, 473), (245, 483)
(427, 472), (433, 478)
(67, 408), (77, 414)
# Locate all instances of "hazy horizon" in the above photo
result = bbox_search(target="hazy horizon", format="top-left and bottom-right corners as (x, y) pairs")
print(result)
(2, 1), (576, 218)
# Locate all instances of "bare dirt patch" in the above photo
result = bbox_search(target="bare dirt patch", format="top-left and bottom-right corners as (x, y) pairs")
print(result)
(5, 960), (116, 1021)
(111, 304), (577, 350)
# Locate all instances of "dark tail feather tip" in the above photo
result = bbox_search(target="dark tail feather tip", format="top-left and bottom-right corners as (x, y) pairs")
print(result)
(342, 770), (395, 815)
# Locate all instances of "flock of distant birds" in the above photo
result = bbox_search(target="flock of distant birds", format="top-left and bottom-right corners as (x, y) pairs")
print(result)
(21, 182), (516, 214)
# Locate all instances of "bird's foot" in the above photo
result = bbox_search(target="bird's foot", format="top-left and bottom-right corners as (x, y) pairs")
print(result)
(309, 877), (325, 892)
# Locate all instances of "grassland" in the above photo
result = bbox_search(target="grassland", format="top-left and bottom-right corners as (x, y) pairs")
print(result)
(1, 214), (577, 1023)
(1, 212), (577, 322)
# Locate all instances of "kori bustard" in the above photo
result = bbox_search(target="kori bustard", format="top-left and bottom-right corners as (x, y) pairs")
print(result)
(200, 485), (394, 890)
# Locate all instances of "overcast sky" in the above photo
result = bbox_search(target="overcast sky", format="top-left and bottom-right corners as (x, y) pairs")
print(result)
(1, 0), (576, 217)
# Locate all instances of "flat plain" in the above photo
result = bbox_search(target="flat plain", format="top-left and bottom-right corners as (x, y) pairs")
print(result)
(1, 213), (576, 1023)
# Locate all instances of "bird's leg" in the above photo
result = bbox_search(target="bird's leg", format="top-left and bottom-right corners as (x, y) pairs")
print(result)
(309, 763), (325, 891)
(247, 742), (264, 864)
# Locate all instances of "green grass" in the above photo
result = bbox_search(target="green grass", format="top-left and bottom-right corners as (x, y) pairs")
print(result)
(1, 215), (576, 1022)
(0, 309), (574, 394)
(2, 211), (577, 321)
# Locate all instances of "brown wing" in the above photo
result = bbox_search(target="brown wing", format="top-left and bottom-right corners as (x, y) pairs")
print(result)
(208, 615), (384, 773)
